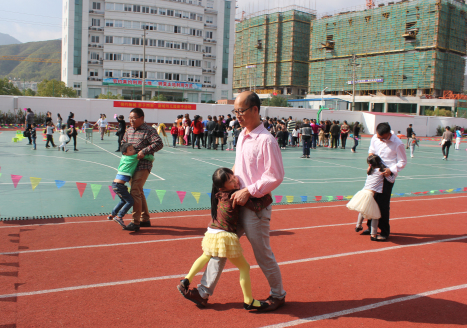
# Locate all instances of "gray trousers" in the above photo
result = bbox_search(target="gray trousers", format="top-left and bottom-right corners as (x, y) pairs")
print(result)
(197, 205), (286, 299)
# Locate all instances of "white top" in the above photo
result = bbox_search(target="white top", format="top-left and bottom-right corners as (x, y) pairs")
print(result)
(46, 126), (54, 135)
(364, 169), (395, 193)
(226, 130), (234, 139)
(96, 118), (108, 128)
(292, 129), (299, 137)
(368, 134), (407, 178)
(229, 120), (236, 127)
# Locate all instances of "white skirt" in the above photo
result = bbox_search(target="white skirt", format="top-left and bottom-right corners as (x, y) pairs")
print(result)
(59, 134), (69, 143)
(346, 189), (381, 220)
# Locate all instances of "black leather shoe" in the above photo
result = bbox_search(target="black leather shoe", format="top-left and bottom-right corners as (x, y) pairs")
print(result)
(243, 300), (269, 311)
(361, 229), (371, 235)
(123, 222), (140, 231)
(355, 226), (363, 232)
(376, 235), (388, 242)
(140, 220), (151, 227)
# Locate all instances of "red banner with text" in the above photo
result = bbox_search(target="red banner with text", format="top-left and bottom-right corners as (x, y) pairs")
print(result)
(113, 101), (196, 110)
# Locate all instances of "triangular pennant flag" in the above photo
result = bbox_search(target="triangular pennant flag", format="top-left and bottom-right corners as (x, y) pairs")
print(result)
(413, 192), (422, 195)
(439, 190), (446, 193)
(91, 184), (102, 199)
(274, 195), (283, 203)
(191, 192), (201, 203)
(464, 187), (467, 192)
(55, 180), (65, 189)
(397, 193), (405, 196)
(422, 191), (428, 194)
(156, 190), (166, 204)
(327, 196), (334, 201)
(143, 188), (151, 199)
(345, 195), (353, 200)
(0, 173), (2, 178)
(315, 196), (322, 201)
(76, 182), (87, 198)
(30, 177), (41, 190)
(207, 192), (211, 199)
(176, 191), (186, 204)
(454, 188), (462, 192)
(300, 196), (307, 202)
(11, 175), (22, 188)
(446, 189), (454, 193)
(430, 190), (437, 194)
(108, 186), (116, 200)
(336, 196), (343, 200)
(286, 196), (294, 203)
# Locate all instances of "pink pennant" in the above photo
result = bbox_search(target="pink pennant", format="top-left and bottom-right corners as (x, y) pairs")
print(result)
(315, 196), (322, 201)
(336, 196), (343, 200)
(108, 185), (116, 200)
(464, 187), (467, 192)
(76, 182), (87, 198)
(413, 192), (422, 195)
(439, 190), (446, 193)
(11, 175), (22, 188)
(274, 195), (283, 203)
(176, 191), (186, 204)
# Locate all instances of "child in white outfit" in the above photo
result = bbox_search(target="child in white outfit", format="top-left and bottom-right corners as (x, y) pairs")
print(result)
(347, 154), (395, 241)
(226, 126), (234, 150)
(58, 125), (71, 152)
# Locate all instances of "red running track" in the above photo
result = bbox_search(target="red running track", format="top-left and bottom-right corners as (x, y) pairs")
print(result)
(1, 194), (466, 327)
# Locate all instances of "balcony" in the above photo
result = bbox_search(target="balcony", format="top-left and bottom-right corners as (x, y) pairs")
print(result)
(88, 26), (104, 32)
(203, 38), (217, 44)
(202, 69), (215, 74)
(88, 43), (104, 48)
(89, 10), (104, 15)
(87, 60), (102, 65)
(202, 84), (216, 88)
(204, 24), (217, 29)
(204, 8), (217, 14)
(202, 54), (216, 59)
(87, 77), (102, 82)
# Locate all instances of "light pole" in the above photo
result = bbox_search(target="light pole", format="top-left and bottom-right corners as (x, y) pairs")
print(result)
(142, 28), (147, 100)
(349, 54), (360, 111)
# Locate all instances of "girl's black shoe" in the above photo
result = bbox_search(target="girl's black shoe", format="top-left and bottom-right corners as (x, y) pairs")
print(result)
(243, 300), (269, 311)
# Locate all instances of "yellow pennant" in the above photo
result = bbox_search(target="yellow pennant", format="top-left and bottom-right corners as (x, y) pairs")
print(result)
(345, 195), (353, 200)
(30, 177), (42, 190)
(446, 189), (454, 192)
(191, 192), (201, 204)
(286, 196), (294, 203)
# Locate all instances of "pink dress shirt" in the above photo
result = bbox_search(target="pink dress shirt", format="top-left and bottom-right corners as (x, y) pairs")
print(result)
(235, 123), (285, 197)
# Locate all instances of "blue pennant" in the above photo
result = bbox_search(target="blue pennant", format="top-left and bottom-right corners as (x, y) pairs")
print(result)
(300, 196), (307, 202)
(143, 188), (151, 198)
(55, 180), (65, 189)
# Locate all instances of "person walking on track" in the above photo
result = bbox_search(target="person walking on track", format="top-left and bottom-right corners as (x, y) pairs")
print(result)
(182, 91), (286, 312)
(362, 122), (407, 241)
(121, 108), (163, 232)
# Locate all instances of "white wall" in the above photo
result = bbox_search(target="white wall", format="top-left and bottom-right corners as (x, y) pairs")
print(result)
(1, 95), (466, 135)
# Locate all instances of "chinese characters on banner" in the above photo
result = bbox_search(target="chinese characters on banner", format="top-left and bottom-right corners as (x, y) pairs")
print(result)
(113, 101), (197, 110)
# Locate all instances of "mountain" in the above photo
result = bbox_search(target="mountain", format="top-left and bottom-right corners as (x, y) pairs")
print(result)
(0, 39), (61, 81)
(0, 33), (21, 46)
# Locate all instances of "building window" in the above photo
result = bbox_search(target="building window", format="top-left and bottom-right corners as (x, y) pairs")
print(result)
(159, 8), (166, 15)
(132, 38), (140, 45)
(92, 2), (101, 10)
(197, 15), (203, 22)
(206, 31), (213, 39)
(131, 70), (143, 78)
(204, 76), (211, 83)
(89, 69), (98, 76)
(90, 52), (99, 60)
(221, 90), (228, 99)
(205, 46), (211, 53)
(73, 82), (81, 89)
(105, 20), (114, 27)
(206, 16), (213, 24)
(207, 0), (214, 9)
(122, 71), (130, 77)
(105, 36), (113, 43)
(133, 5), (141, 12)
(141, 6), (150, 13)
(91, 35), (99, 43)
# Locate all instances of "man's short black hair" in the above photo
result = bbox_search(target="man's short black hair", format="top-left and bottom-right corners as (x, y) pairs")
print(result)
(227, 114), (231, 117)
(409, 124), (413, 127)
(245, 92), (261, 114)
(376, 122), (391, 135)
(208, 115), (212, 119)
(130, 108), (144, 118)
(121, 143), (133, 154)
(118, 115), (124, 120)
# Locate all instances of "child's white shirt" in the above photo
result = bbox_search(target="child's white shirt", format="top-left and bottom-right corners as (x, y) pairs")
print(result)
(292, 129), (299, 137)
(364, 168), (396, 193)
(226, 130), (233, 139)
(46, 126), (54, 135)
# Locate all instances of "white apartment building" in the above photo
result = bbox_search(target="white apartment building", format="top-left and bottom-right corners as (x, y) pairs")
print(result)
(61, 0), (235, 102)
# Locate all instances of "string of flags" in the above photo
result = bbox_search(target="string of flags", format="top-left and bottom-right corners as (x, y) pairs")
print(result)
(3, 170), (466, 204)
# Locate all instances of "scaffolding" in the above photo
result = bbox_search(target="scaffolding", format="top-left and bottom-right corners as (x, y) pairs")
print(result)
(233, 6), (316, 92)
(308, 0), (467, 96)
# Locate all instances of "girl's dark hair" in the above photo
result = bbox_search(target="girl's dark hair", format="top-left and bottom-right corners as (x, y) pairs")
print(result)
(367, 154), (387, 175)
(69, 112), (74, 118)
(211, 168), (234, 220)
(57, 113), (62, 119)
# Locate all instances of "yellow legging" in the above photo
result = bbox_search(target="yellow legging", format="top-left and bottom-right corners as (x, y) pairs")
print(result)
(185, 253), (258, 306)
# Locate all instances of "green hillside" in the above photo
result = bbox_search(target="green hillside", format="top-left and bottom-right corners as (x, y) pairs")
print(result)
(0, 39), (61, 81)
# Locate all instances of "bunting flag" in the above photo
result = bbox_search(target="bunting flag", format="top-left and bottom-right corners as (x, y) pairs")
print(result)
(397, 193), (405, 196)
(91, 184), (102, 199)
(446, 189), (454, 192)
(55, 180), (66, 189)
(422, 191), (429, 194)
(336, 196), (343, 200)
(300, 196), (307, 202)
(286, 196), (294, 203)
(207, 193), (211, 199)
(315, 196), (322, 201)
(76, 182), (87, 198)
(454, 188), (462, 192)
(176, 191), (186, 204)
(413, 192), (422, 195)
(345, 195), (353, 200)
(30, 177), (41, 190)
(11, 175), (22, 188)
(439, 190), (446, 193)
(156, 190), (166, 204)
(274, 195), (283, 203)
(192, 192), (201, 203)
(143, 188), (151, 199)
(327, 196), (334, 201)
(464, 187), (467, 192)
(0, 173), (2, 178)
(430, 190), (437, 194)
(108, 186), (116, 200)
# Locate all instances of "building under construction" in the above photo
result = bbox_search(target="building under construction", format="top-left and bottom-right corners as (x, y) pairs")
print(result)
(233, 6), (316, 97)
(309, 0), (467, 97)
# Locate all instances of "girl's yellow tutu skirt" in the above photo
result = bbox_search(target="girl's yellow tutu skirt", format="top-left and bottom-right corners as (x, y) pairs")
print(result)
(202, 231), (243, 258)
(346, 189), (381, 220)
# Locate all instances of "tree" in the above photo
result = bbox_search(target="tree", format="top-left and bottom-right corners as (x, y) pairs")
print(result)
(98, 92), (123, 99)
(262, 96), (289, 107)
(0, 78), (22, 95)
(36, 79), (77, 98)
(24, 88), (36, 96)
(151, 94), (167, 101)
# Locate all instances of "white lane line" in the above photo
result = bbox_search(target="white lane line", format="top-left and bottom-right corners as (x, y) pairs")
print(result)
(0, 236), (465, 299)
(2, 211), (466, 255)
(77, 136), (165, 180)
(282, 175), (467, 184)
(261, 284), (467, 328)
(1, 195), (465, 229)
(283, 177), (305, 184)
(191, 157), (222, 167)
(209, 158), (235, 165)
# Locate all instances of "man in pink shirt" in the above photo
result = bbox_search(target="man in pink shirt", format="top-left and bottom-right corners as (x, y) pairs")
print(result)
(183, 91), (286, 311)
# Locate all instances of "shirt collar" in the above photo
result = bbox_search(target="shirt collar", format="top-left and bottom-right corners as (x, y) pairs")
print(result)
(242, 122), (265, 140)
(135, 123), (148, 131)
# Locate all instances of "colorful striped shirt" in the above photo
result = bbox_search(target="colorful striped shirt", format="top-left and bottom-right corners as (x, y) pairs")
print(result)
(122, 123), (163, 172)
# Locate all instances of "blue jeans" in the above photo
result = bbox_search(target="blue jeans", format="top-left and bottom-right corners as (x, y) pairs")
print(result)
(32, 136), (36, 149)
(302, 136), (311, 155)
(311, 134), (317, 149)
(172, 134), (177, 147)
(352, 137), (359, 151)
(111, 182), (134, 218)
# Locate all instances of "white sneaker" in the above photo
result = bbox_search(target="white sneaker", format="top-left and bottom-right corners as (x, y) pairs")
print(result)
(411, 155), (414, 158)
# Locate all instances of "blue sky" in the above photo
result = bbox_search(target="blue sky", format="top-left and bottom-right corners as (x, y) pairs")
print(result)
(0, 0), (361, 43)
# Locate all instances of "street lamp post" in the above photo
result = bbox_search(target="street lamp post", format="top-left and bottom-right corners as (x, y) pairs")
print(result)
(142, 28), (147, 100)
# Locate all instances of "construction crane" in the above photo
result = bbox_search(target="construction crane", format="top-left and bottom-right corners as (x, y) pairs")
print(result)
(366, 0), (375, 9)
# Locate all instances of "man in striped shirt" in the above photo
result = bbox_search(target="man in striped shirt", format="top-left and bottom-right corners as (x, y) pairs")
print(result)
(122, 108), (163, 231)
(287, 116), (296, 146)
